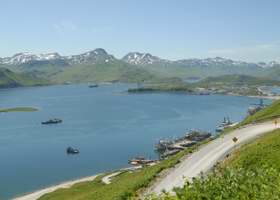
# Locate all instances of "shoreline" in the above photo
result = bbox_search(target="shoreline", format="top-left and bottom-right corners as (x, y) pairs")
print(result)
(13, 165), (142, 200)
(13, 175), (99, 200)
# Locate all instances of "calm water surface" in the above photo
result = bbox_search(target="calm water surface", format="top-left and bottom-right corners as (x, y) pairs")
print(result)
(0, 84), (263, 199)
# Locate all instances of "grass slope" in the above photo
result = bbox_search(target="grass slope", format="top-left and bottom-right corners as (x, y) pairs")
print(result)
(195, 74), (280, 87)
(142, 64), (266, 79)
(240, 99), (280, 125)
(51, 61), (159, 83)
(0, 68), (48, 88)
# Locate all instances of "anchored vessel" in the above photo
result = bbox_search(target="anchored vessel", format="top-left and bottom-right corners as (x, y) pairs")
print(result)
(41, 118), (63, 125)
(66, 147), (79, 154)
(88, 84), (98, 88)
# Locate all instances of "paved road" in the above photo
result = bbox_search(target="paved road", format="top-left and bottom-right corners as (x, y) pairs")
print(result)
(149, 120), (280, 195)
(102, 172), (122, 184)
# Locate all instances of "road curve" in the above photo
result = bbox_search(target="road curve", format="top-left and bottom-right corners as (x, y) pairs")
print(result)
(149, 120), (280, 195)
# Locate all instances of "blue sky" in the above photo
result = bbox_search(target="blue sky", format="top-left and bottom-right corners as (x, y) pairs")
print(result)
(0, 0), (280, 62)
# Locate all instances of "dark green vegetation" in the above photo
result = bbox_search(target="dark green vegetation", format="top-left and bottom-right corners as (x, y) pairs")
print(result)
(39, 141), (209, 200)
(152, 129), (280, 200)
(0, 68), (48, 88)
(0, 107), (38, 113)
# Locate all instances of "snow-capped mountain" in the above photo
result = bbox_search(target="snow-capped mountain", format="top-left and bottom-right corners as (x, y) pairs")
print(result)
(67, 48), (115, 65)
(174, 57), (258, 68)
(0, 49), (279, 69)
(0, 48), (115, 65)
(122, 53), (280, 69)
(122, 52), (168, 65)
(263, 61), (280, 68)
(0, 52), (62, 65)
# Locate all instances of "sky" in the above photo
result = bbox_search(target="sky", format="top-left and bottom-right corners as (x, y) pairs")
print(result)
(0, 0), (280, 62)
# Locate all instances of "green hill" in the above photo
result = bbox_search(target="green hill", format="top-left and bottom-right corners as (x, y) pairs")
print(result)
(240, 99), (280, 125)
(195, 74), (280, 87)
(0, 68), (48, 88)
(51, 61), (159, 84)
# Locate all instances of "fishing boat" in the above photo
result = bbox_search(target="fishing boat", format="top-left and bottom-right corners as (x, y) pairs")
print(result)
(88, 84), (98, 88)
(66, 147), (79, 154)
(41, 118), (63, 125)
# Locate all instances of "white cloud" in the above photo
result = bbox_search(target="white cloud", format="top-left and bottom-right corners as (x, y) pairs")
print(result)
(207, 43), (280, 62)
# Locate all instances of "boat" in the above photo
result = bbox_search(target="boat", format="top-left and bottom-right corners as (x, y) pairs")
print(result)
(154, 139), (173, 152)
(215, 117), (236, 132)
(41, 118), (63, 125)
(128, 156), (154, 165)
(184, 130), (211, 141)
(66, 147), (79, 154)
(247, 99), (266, 115)
(88, 84), (98, 88)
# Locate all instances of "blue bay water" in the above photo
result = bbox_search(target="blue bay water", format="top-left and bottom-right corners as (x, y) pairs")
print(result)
(0, 84), (263, 199)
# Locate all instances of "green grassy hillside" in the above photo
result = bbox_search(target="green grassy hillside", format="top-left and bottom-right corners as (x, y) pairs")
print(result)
(240, 99), (280, 125)
(51, 61), (159, 83)
(142, 63), (266, 79)
(0, 68), (48, 88)
(195, 74), (280, 87)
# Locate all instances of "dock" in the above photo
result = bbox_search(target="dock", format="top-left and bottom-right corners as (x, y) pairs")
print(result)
(154, 130), (211, 159)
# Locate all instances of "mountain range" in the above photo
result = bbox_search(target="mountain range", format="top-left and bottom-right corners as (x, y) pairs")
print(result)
(1, 49), (279, 68)
(0, 48), (280, 86)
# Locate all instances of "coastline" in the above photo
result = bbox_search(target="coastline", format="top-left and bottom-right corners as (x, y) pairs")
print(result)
(13, 165), (142, 200)
(13, 175), (99, 200)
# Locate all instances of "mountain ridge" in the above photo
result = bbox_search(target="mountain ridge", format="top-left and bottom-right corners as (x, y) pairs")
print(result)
(1, 49), (279, 68)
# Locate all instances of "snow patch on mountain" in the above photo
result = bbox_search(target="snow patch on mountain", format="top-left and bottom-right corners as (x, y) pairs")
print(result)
(122, 52), (168, 65)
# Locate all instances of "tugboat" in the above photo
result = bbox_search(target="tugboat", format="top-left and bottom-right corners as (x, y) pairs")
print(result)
(41, 118), (63, 125)
(66, 147), (79, 154)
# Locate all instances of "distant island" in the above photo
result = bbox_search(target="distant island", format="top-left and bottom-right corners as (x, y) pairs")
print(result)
(128, 74), (280, 97)
(0, 107), (38, 113)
